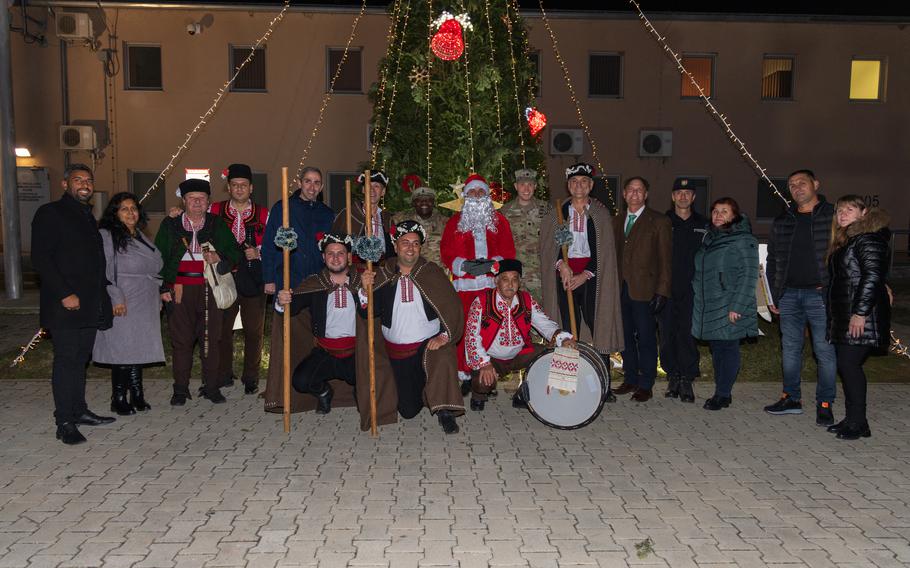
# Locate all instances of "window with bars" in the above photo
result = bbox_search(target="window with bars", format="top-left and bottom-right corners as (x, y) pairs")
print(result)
(128, 171), (166, 213)
(327, 48), (363, 93)
(680, 55), (714, 98)
(327, 172), (358, 209)
(588, 53), (622, 98)
(591, 174), (620, 213)
(756, 177), (790, 219)
(230, 46), (266, 92)
(125, 44), (162, 90)
(762, 56), (794, 100)
(849, 58), (885, 101)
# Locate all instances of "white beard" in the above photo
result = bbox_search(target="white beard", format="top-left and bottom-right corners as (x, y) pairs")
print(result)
(458, 196), (497, 234)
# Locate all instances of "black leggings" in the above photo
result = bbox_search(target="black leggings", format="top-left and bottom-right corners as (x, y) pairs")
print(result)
(836, 344), (872, 425)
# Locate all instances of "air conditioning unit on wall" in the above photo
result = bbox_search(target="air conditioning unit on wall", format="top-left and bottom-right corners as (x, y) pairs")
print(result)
(59, 125), (96, 151)
(56, 12), (93, 40)
(639, 129), (673, 158)
(550, 128), (584, 156)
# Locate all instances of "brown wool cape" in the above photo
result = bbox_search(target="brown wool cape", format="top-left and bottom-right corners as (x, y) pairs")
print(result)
(263, 269), (362, 413)
(355, 256), (465, 432)
(538, 198), (625, 355)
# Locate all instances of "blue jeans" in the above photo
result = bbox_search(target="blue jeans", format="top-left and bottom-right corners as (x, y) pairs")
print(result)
(709, 339), (740, 398)
(777, 287), (837, 403)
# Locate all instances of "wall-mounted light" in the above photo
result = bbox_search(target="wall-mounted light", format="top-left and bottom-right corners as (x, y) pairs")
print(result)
(15, 148), (31, 157)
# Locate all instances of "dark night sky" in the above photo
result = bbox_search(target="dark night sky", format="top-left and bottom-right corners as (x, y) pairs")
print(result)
(143, 1), (910, 18)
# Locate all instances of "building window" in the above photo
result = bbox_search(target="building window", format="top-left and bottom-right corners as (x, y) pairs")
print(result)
(124, 44), (162, 90)
(588, 53), (622, 98)
(230, 46), (267, 92)
(250, 172), (269, 207)
(128, 170), (166, 213)
(849, 58), (885, 101)
(592, 174), (620, 213)
(762, 56), (794, 100)
(528, 51), (541, 97)
(756, 177), (790, 219)
(680, 55), (714, 98)
(327, 48), (362, 93)
(327, 172), (358, 209)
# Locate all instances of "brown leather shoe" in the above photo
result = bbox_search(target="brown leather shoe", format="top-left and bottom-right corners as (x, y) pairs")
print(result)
(631, 388), (653, 402)
(613, 383), (637, 395)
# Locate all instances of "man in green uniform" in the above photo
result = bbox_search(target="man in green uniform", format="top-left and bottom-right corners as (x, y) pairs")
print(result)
(499, 168), (550, 299)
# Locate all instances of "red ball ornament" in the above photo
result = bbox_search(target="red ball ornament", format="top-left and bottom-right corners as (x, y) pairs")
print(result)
(431, 18), (464, 61)
(401, 174), (423, 193)
(525, 107), (547, 137)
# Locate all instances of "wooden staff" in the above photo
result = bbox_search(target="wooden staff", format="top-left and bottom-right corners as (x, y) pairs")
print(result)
(281, 166), (291, 434)
(345, 180), (352, 262)
(555, 200), (578, 339)
(364, 169), (378, 437)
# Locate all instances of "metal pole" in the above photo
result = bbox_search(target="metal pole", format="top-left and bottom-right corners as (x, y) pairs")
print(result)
(0, 4), (23, 300)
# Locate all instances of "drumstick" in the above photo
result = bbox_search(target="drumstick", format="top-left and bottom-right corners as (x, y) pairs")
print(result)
(555, 200), (578, 340)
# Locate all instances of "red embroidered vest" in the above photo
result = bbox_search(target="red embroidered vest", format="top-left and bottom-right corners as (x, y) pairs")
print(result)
(478, 289), (535, 357)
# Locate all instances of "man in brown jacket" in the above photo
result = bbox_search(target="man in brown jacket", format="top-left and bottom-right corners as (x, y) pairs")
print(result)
(612, 177), (672, 402)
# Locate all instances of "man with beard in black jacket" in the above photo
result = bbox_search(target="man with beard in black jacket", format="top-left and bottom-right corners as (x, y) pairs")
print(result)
(660, 179), (709, 402)
(32, 164), (116, 445)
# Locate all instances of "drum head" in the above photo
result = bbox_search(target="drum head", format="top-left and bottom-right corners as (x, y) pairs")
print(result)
(523, 346), (607, 430)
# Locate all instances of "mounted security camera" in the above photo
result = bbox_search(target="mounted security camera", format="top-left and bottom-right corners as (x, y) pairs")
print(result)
(186, 22), (202, 36)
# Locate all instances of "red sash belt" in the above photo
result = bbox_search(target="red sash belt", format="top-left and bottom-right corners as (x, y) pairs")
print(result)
(176, 260), (205, 285)
(567, 257), (590, 275)
(316, 336), (356, 359)
(384, 340), (422, 360)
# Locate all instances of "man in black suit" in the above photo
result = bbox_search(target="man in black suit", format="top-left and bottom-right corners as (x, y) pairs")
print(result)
(32, 163), (115, 445)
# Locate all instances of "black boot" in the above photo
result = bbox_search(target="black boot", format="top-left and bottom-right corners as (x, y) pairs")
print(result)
(679, 378), (695, 403)
(127, 366), (151, 411)
(171, 385), (190, 406)
(110, 367), (136, 416)
(315, 385), (334, 414)
(664, 375), (680, 398)
(437, 410), (460, 434)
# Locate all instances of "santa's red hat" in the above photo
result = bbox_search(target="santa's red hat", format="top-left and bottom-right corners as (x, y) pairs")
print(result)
(463, 174), (490, 196)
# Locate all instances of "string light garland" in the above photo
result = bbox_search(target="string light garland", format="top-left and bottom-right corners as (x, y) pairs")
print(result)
(483, 0), (506, 186)
(295, 0), (368, 181)
(426, 0), (435, 188)
(139, 0), (291, 204)
(628, 0), (789, 206)
(892, 331), (910, 361)
(503, 0), (526, 167)
(376, 0), (413, 170)
(9, 329), (46, 368)
(456, 0), (476, 173)
(537, 0), (605, 177)
(370, 0), (405, 167)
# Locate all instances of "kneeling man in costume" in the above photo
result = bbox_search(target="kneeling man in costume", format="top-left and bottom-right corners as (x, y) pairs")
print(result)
(359, 220), (465, 434)
(465, 259), (576, 411)
(277, 232), (360, 414)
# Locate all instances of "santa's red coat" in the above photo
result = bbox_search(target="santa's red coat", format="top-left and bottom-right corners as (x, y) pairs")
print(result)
(440, 211), (516, 292)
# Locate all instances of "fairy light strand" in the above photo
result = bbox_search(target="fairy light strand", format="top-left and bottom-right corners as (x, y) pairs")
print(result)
(9, 329), (46, 368)
(456, 0), (475, 173)
(483, 0), (505, 186)
(376, 0), (412, 171)
(538, 0), (605, 177)
(139, 1), (291, 204)
(426, 0), (434, 187)
(891, 331), (910, 361)
(370, 0), (406, 167)
(503, 0), (526, 167)
(295, 0), (368, 182)
(628, 0), (790, 207)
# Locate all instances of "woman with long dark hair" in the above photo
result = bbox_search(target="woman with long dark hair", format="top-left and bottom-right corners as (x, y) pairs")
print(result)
(93, 192), (165, 414)
(825, 195), (890, 440)
(692, 197), (759, 410)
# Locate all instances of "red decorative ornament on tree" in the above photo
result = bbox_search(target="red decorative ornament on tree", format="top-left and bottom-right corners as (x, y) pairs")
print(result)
(489, 182), (511, 204)
(401, 174), (423, 193)
(431, 18), (464, 61)
(525, 107), (547, 137)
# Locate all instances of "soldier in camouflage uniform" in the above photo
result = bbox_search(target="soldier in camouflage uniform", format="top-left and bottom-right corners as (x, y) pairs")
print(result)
(391, 186), (448, 267)
(499, 169), (550, 299)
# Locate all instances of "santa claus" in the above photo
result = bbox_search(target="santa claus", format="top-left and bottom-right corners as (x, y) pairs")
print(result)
(441, 174), (516, 383)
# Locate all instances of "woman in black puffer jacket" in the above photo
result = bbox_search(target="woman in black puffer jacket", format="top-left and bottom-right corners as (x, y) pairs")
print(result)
(825, 196), (891, 440)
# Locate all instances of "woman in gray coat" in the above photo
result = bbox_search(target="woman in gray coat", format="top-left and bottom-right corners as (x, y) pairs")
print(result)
(93, 192), (165, 414)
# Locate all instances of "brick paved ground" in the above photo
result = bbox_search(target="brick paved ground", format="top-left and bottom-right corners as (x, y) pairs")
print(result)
(2, 379), (910, 567)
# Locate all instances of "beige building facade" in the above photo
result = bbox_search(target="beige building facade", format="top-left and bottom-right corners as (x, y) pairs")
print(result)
(9, 2), (910, 249)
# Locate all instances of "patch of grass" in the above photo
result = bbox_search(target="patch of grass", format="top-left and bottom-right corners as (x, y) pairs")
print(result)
(890, 276), (910, 326)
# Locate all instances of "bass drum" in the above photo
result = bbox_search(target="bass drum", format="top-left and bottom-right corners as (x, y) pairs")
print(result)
(521, 341), (611, 430)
